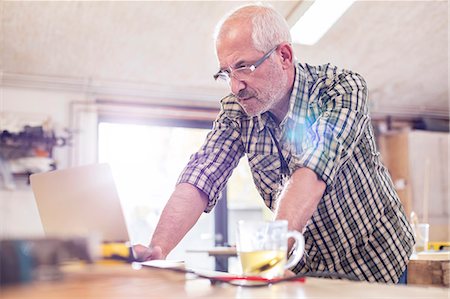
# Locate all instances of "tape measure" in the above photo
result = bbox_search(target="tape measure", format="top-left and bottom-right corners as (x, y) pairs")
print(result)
(428, 242), (450, 251)
(101, 242), (134, 262)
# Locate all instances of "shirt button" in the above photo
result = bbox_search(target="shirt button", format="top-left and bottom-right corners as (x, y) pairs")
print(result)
(323, 111), (331, 117)
(325, 78), (333, 85)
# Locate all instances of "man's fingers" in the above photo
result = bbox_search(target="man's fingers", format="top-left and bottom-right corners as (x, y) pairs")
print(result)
(284, 269), (296, 277)
(133, 244), (154, 261)
(132, 244), (164, 261)
(150, 246), (163, 260)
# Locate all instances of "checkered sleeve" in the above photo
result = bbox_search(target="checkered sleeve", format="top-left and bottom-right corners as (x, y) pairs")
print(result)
(177, 109), (245, 212)
(294, 72), (370, 192)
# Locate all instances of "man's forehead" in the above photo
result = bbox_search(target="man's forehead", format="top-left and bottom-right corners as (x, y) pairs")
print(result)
(216, 44), (259, 69)
(215, 21), (256, 67)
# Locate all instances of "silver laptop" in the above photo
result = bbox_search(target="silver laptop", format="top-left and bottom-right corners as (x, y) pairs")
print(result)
(30, 163), (130, 242)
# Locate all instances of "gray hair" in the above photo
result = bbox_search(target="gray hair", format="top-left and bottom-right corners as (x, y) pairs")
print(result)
(214, 3), (292, 52)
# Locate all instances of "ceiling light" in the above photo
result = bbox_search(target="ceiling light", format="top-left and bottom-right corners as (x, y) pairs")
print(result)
(290, 0), (356, 45)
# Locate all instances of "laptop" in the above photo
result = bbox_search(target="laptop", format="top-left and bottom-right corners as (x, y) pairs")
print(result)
(30, 163), (130, 243)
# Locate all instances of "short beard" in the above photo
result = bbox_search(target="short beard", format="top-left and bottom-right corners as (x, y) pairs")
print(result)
(250, 60), (288, 116)
(264, 63), (288, 112)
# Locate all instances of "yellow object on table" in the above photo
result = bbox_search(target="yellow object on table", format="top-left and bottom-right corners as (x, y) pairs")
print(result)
(100, 242), (133, 262)
(428, 242), (450, 251)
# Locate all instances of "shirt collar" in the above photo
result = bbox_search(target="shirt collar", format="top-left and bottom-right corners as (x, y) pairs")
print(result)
(256, 113), (275, 131)
(285, 62), (310, 125)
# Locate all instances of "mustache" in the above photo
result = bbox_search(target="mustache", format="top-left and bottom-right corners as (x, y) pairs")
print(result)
(235, 88), (256, 100)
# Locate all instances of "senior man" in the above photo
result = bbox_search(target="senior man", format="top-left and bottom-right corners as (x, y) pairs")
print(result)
(135, 4), (414, 283)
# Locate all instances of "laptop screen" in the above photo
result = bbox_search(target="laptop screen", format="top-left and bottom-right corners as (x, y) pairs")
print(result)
(30, 163), (130, 242)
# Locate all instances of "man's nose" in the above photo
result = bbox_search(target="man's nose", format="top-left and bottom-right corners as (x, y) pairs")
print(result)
(230, 76), (246, 96)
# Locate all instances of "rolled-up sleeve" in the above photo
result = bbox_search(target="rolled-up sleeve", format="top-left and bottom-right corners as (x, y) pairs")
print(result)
(294, 72), (370, 192)
(177, 110), (245, 212)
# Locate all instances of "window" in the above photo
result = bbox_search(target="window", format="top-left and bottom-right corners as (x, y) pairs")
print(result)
(98, 121), (216, 268)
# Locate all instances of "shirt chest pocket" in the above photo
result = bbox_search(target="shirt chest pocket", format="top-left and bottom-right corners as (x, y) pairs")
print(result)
(247, 154), (281, 193)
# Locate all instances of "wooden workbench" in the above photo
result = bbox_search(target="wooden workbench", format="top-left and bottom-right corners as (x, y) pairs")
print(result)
(0, 263), (448, 299)
(408, 251), (450, 287)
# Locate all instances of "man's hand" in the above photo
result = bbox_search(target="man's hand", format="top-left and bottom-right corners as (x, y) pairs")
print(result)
(284, 269), (296, 277)
(133, 244), (164, 261)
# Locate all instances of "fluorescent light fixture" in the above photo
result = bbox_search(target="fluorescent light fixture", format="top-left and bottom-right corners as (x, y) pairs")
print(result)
(290, 0), (356, 45)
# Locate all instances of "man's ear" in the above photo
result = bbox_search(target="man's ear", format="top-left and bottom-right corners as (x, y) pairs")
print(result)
(278, 43), (294, 68)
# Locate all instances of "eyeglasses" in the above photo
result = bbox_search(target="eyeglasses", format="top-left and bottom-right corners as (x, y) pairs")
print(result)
(213, 44), (279, 82)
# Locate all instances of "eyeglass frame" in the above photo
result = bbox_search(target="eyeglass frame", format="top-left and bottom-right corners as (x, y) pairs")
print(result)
(213, 44), (280, 82)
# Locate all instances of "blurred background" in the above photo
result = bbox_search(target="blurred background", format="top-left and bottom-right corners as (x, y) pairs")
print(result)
(1, 0), (448, 272)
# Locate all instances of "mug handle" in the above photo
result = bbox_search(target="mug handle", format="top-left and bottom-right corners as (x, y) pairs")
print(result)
(284, 230), (305, 269)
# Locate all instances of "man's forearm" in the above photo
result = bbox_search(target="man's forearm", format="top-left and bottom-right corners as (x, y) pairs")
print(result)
(275, 167), (326, 235)
(150, 182), (209, 258)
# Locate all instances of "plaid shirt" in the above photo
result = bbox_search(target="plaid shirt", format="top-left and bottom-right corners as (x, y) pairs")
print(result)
(178, 62), (414, 283)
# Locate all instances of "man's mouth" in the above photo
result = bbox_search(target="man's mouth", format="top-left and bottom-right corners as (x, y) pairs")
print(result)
(239, 96), (253, 102)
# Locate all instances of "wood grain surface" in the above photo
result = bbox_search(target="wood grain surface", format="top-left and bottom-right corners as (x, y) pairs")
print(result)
(1, 263), (448, 299)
